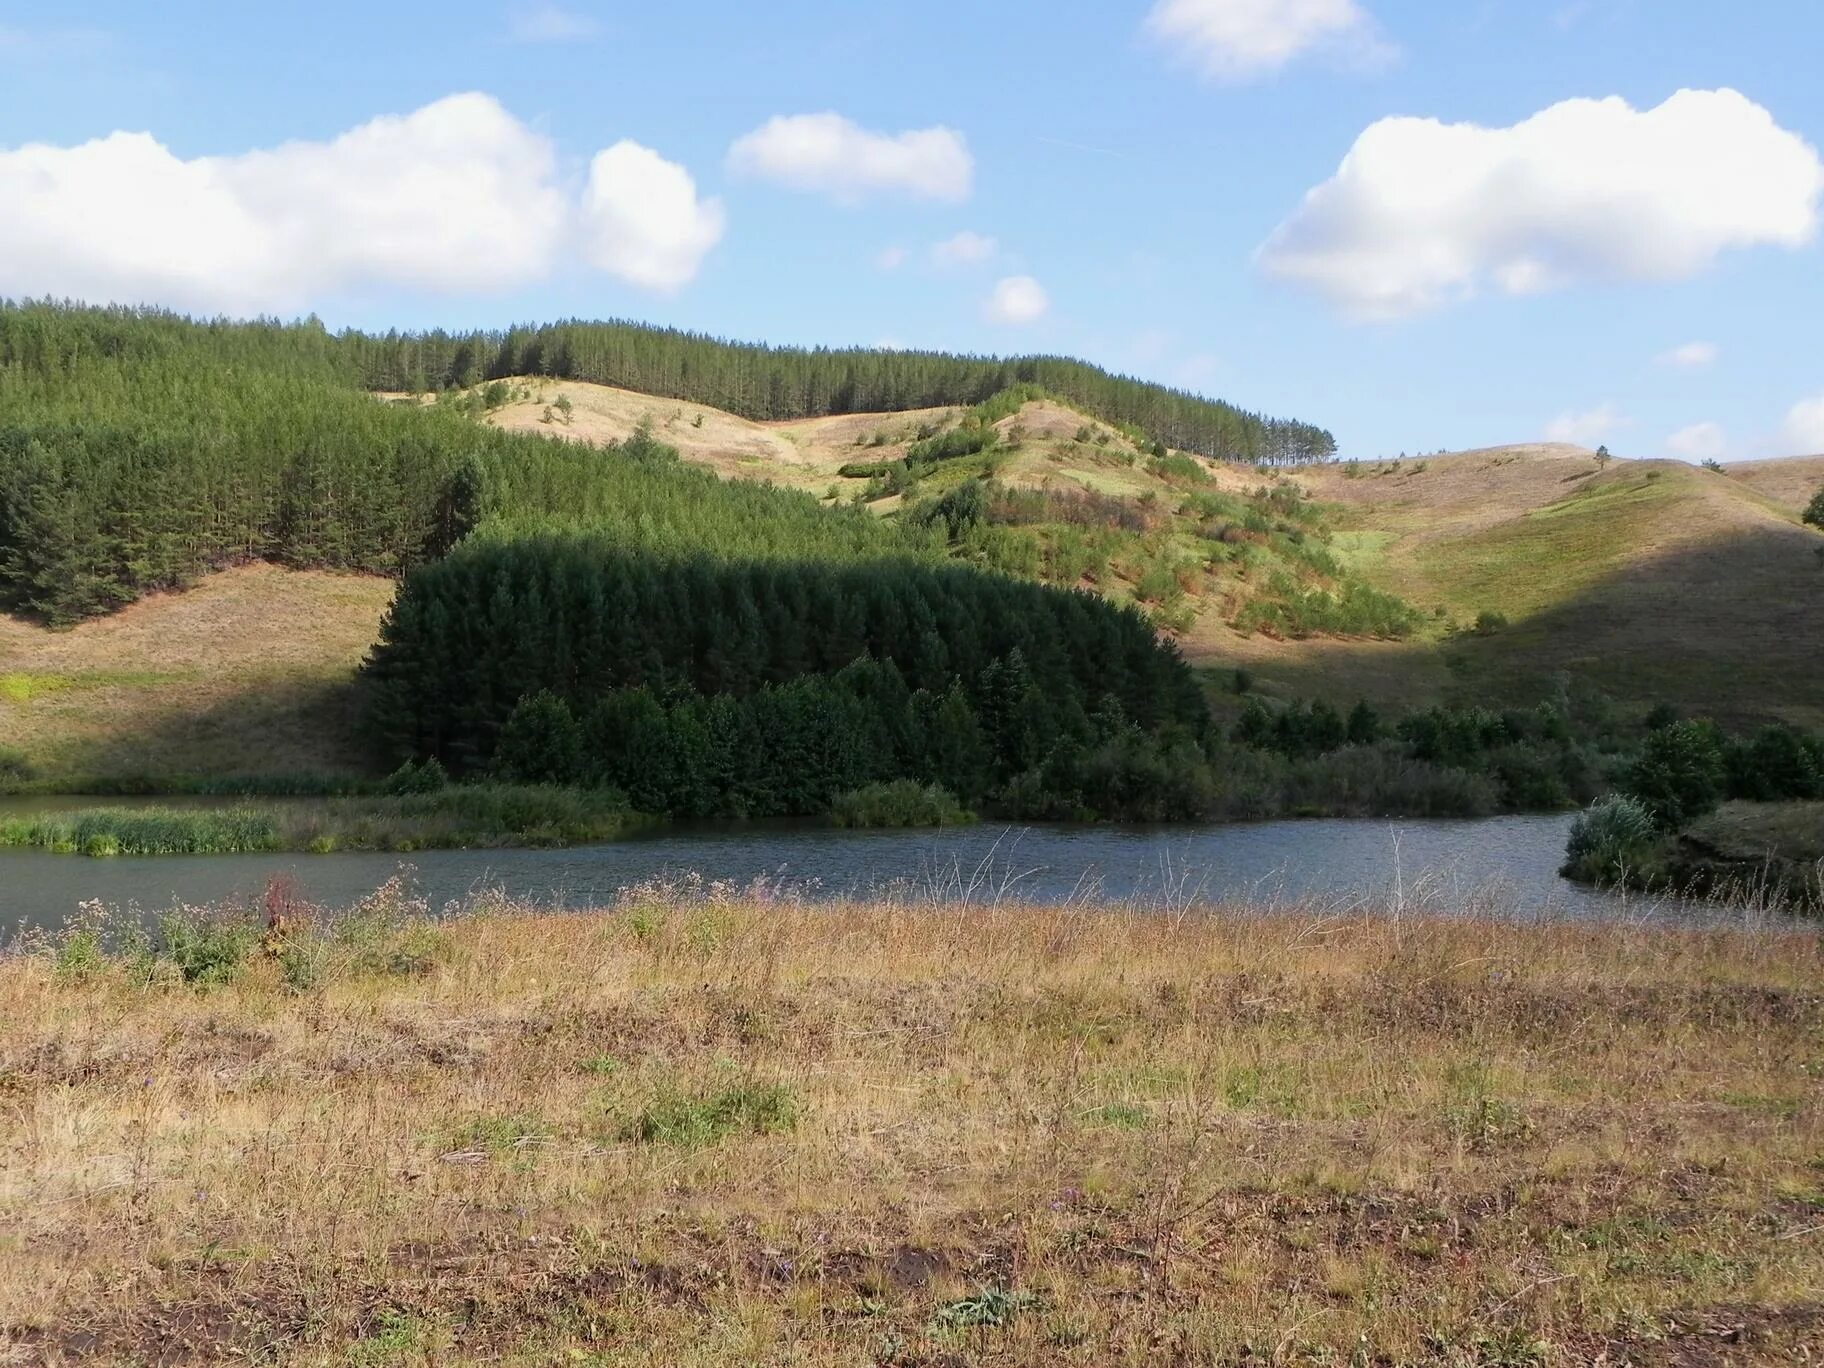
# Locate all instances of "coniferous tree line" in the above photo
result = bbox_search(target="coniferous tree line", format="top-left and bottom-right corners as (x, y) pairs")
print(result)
(0, 302), (932, 623)
(361, 532), (1213, 816)
(337, 319), (1337, 464)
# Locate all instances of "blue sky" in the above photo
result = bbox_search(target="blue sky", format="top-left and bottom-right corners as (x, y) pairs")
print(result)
(3, 0), (1822, 460)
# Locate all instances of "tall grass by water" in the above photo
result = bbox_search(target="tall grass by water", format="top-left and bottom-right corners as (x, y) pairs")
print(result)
(0, 784), (636, 856)
(0, 806), (280, 856)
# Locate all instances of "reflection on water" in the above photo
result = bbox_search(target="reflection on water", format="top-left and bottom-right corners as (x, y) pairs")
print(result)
(0, 811), (1707, 940)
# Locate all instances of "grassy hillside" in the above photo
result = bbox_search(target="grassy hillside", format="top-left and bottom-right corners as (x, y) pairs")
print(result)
(3, 303), (1817, 785)
(482, 381), (1416, 642)
(1200, 448), (1824, 728)
(483, 390), (1823, 728)
(0, 565), (390, 784)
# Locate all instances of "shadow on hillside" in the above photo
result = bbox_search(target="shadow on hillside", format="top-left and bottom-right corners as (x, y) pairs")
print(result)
(53, 676), (375, 787)
(1210, 522), (1823, 727)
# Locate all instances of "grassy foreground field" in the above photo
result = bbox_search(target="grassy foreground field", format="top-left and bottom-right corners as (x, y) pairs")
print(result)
(4, 887), (1822, 1365)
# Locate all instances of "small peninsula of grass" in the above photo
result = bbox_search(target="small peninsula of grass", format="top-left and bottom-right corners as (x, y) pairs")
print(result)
(0, 784), (637, 856)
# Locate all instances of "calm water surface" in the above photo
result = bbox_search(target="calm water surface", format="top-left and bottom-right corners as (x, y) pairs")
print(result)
(0, 808), (1690, 939)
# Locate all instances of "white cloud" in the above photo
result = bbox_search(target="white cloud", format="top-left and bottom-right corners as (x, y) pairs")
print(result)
(875, 245), (908, 271)
(507, 3), (602, 42)
(984, 275), (1049, 325)
(1659, 341), (1719, 369)
(728, 113), (972, 204)
(0, 93), (722, 312)
(930, 231), (997, 268)
(1778, 394), (1824, 454)
(1143, 0), (1392, 81)
(579, 142), (725, 293)
(1667, 421), (1729, 462)
(1546, 403), (1626, 447)
(1260, 89), (1824, 320)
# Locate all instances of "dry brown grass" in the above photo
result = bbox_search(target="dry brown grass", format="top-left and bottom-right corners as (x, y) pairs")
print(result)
(481, 379), (962, 494)
(1725, 455), (1824, 518)
(0, 566), (393, 782)
(1213, 450), (1824, 727)
(4, 884), (1821, 1365)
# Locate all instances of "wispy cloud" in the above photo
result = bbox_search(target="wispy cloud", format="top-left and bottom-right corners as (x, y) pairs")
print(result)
(1658, 341), (1719, 369)
(507, 3), (603, 43)
(1546, 403), (1628, 447)
(930, 231), (997, 269)
(1144, 0), (1397, 82)
(1667, 421), (1728, 462)
(729, 113), (973, 204)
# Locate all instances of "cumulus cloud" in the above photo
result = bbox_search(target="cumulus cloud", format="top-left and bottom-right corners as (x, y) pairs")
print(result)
(728, 113), (972, 203)
(0, 93), (723, 312)
(579, 142), (725, 292)
(1779, 395), (1824, 454)
(1143, 0), (1392, 81)
(1659, 341), (1720, 369)
(930, 231), (997, 268)
(1546, 403), (1626, 447)
(1668, 422), (1729, 462)
(984, 276), (1049, 325)
(1260, 89), (1824, 320)
(506, 3), (602, 42)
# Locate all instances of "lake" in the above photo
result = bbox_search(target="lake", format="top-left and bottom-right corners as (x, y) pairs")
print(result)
(0, 809), (1731, 940)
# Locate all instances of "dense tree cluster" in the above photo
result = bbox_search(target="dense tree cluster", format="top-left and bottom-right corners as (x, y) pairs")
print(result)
(338, 318), (1336, 464)
(0, 302), (928, 623)
(1621, 718), (1824, 830)
(361, 533), (1211, 815)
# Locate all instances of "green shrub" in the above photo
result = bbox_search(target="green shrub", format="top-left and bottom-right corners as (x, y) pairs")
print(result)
(157, 906), (260, 987)
(1473, 610), (1509, 635)
(831, 780), (973, 828)
(493, 693), (584, 785)
(1804, 487), (1824, 529)
(381, 757), (448, 795)
(1561, 795), (1665, 887)
(1621, 721), (1726, 829)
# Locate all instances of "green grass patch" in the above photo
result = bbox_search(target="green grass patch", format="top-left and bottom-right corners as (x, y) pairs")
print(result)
(1414, 473), (1686, 619)
(617, 1080), (799, 1148)
(0, 806), (282, 855)
(0, 784), (638, 856)
(0, 669), (183, 703)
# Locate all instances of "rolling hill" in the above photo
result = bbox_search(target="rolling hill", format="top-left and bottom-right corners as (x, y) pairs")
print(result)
(481, 391), (1823, 729)
(1201, 446), (1824, 728)
(1, 303), (1819, 785)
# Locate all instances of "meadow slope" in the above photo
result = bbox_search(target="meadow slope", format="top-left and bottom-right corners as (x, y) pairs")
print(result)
(1207, 447), (1824, 727)
(0, 566), (391, 785)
